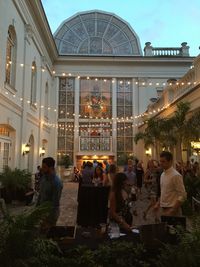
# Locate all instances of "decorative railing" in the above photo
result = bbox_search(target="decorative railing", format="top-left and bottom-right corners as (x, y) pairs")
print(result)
(79, 137), (111, 151)
(144, 42), (189, 57)
(152, 47), (181, 56)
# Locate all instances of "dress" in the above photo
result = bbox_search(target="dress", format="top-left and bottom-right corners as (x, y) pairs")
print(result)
(136, 168), (144, 189)
(115, 191), (133, 226)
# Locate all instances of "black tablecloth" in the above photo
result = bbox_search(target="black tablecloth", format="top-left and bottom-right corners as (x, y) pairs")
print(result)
(77, 185), (110, 227)
(71, 227), (140, 250)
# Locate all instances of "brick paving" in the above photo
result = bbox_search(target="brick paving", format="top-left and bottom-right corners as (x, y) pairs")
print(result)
(57, 181), (78, 226)
(6, 180), (189, 228)
(56, 181), (157, 227)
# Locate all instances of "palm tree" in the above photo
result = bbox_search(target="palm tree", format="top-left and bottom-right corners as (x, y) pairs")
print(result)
(134, 102), (200, 161)
(134, 117), (167, 159)
(170, 102), (190, 161)
(183, 109), (200, 157)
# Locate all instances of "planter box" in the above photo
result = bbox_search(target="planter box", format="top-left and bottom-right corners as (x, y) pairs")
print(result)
(47, 226), (76, 245)
(139, 223), (167, 248)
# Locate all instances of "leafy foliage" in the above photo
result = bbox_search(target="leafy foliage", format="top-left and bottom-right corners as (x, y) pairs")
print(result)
(134, 102), (200, 160)
(155, 216), (200, 267)
(59, 154), (72, 168)
(94, 241), (150, 267)
(0, 167), (32, 192)
(0, 203), (60, 267)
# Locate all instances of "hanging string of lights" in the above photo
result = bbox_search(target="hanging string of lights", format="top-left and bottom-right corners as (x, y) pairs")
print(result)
(1, 57), (198, 130)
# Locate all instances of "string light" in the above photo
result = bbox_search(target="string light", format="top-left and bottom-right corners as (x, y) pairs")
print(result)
(1, 57), (199, 129)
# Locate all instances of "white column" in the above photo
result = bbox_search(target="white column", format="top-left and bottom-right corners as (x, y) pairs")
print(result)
(132, 78), (139, 157)
(51, 76), (59, 160)
(37, 58), (44, 164)
(19, 30), (28, 169)
(73, 77), (80, 166)
(112, 78), (117, 160)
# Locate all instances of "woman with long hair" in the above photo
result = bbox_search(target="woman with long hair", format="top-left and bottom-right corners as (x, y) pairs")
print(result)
(93, 165), (104, 186)
(103, 163), (117, 187)
(109, 172), (132, 232)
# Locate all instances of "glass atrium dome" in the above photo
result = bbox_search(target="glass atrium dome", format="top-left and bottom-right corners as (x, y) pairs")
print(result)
(54, 10), (142, 56)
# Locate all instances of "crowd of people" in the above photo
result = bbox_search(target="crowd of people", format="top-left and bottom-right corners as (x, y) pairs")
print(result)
(1, 151), (191, 235)
(72, 152), (187, 233)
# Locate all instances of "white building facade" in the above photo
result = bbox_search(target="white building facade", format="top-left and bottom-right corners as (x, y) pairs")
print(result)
(54, 10), (193, 168)
(0, 1), (194, 171)
(0, 0), (57, 172)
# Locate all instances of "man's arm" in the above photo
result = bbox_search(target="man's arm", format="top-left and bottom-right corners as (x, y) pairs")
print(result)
(164, 174), (187, 216)
(172, 174), (187, 212)
(52, 180), (63, 209)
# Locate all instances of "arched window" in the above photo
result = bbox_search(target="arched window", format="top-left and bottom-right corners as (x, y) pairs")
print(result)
(44, 82), (49, 119)
(5, 25), (17, 87)
(30, 61), (37, 105)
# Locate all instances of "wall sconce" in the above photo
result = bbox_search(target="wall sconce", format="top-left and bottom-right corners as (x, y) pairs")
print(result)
(40, 147), (46, 157)
(145, 148), (152, 156)
(23, 143), (30, 155)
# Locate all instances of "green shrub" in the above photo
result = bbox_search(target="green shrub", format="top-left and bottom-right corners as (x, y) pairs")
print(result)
(0, 167), (32, 202)
(0, 204), (60, 267)
(155, 216), (200, 267)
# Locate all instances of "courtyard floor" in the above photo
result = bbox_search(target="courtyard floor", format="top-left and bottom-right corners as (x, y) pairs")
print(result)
(6, 178), (190, 228)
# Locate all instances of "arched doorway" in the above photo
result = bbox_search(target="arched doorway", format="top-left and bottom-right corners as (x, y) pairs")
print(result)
(28, 135), (34, 173)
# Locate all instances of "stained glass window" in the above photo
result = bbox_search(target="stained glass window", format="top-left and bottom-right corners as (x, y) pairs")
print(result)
(79, 78), (112, 119)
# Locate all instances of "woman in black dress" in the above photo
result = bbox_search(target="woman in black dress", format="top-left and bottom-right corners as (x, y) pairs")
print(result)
(109, 172), (133, 232)
(136, 162), (144, 194)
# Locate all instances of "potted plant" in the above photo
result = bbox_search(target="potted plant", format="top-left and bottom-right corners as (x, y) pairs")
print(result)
(0, 167), (32, 203)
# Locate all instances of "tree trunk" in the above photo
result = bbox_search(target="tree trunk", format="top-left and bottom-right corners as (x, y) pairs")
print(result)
(155, 141), (159, 160)
(176, 139), (182, 162)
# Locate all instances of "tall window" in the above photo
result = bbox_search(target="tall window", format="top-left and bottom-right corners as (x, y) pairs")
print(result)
(44, 82), (49, 119)
(80, 78), (112, 119)
(117, 79), (132, 118)
(117, 122), (133, 162)
(79, 122), (111, 151)
(30, 61), (37, 105)
(57, 122), (74, 164)
(5, 25), (17, 88)
(0, 126), (11, 171)
(3, 143), (10, 169)
(58, 78), (75, 119)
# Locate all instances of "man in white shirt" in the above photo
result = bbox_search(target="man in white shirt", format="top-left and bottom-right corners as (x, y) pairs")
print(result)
(154, 151), (187, 216)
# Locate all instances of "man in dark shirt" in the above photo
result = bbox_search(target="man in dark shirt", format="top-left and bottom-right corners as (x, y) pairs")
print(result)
(37, 157), (63, 227)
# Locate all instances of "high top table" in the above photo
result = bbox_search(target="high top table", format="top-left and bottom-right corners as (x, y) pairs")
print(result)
(77, 184), (110, 227)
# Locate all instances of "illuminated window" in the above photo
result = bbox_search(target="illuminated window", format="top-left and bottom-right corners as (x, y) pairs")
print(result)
(79, 78), (112, 119)
(58, 78), (75, 119)
(5, 25), (17, 87)
(0, 127), (9, 137)
(117, 79), (132, 117)
(117, 122), (133, 162)
(57, 122), (74, 164)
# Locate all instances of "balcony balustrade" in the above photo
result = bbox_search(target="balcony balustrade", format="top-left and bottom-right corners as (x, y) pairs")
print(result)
(79, 136), (111, 152)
